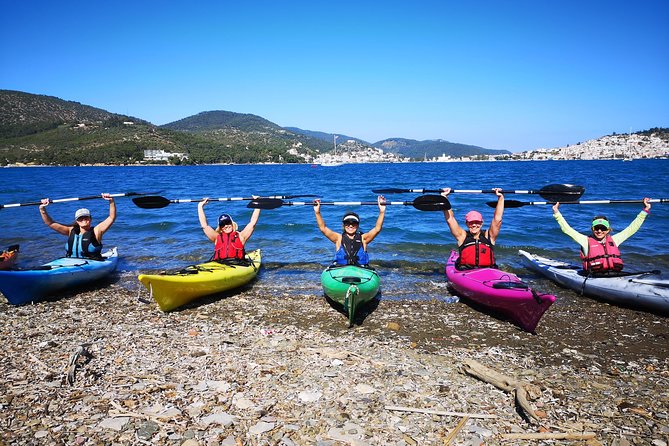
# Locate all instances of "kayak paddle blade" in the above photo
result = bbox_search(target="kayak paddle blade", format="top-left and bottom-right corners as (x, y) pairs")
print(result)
(538, 184), (585, 202)
(247, 198), (285, 209)
(412, 194), (451, 211)
(132, 196), (172, 209)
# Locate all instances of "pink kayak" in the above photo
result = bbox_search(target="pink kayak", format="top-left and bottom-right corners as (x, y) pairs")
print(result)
(446, 251), (555, 333)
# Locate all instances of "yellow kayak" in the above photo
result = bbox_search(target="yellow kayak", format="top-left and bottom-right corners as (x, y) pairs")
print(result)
(138, 249), (261, 311)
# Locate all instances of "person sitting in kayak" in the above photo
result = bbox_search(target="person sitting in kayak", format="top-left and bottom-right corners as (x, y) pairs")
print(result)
(552, 198), (651, 273)
(198, 198), (261, 261)
(313, 196), (386, 266)
(441, 188), (504, 269)
(39, 193), (116, 260)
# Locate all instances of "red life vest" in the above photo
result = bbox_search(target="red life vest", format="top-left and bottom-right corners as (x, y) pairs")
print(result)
(213, 231), (245, 260)
(581, 235), (623, 272)
(458, 231), (496, 268)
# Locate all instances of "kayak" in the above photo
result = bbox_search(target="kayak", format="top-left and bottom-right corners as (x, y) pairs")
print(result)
(446, 251), (556, 333)
(0, 245), (19, 270)
(321, 264), (380, 326)
(519, 249), (669, 315)
(138, 249), (261, 312)
(0, 247), (119, 305)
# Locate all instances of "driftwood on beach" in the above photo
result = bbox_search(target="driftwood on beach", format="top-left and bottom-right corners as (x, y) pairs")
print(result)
(460, 358), (543, 422)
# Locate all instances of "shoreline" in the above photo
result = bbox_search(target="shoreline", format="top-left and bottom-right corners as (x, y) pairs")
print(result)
(1, 285), (667, 445)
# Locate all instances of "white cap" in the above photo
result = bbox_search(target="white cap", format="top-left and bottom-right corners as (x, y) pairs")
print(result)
(75, 208), (91, 219)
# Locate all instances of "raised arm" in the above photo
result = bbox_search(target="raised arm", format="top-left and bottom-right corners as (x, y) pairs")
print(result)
(362, 195), (386, 244)
(239, 208), (261, 243)
(93, 193), (117, 242)
(313, 199), (340, 244)
(487, 188), (504, 243)
(441, 189), (466, 244)
(39, 198), (72, 236)
(198, 198), (220, 242)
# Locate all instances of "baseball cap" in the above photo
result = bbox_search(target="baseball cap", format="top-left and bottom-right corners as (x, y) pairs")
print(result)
(75, 208), (91, 219)
(465, 210), (483, 223)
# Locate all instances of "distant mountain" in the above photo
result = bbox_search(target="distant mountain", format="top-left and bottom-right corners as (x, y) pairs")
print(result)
(0, 89), (145, 139)
(285, 127), (369, 146)
(163, 111), (283, 133)
(374, 138), (511, 159)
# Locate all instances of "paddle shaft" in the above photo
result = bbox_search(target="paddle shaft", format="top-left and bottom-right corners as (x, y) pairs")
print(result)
(372, 184), (584, 198)
(248, 194), (450, 211)
(495, 198), (668, 208)
(0, 192), (138, 210)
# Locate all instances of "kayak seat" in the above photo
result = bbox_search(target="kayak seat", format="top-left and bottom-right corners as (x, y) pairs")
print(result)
(492, 281), (529, 290)
(341, 277), (362, 284)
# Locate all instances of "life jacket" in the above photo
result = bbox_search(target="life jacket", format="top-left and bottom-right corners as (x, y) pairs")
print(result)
(213, 231), (245, 260)
(335, 231), (369, 266)
(66, 226), (103, 259)
(457, 231), (496, 268)
(581, 235), (624, 272)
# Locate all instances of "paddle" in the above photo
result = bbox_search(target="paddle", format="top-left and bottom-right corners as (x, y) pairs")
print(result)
(246, 194), (451, 211)
(132, 194), (319, 209)
(0, 192), (150, 210)
(372, 184), (585, 202)
(488, 198), (669, 209)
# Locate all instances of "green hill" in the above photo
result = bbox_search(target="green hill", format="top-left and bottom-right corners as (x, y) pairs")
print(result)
(0, 91), (317, 165)
(373, 138), (511, 159)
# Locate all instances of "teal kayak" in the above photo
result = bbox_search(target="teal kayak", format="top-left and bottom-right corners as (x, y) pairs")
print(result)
(321, 264), (380, 326)
(0, 247), (119, 305)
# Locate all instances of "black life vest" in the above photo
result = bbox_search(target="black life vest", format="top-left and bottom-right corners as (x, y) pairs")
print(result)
(66, 226), (103, 259)
(213, 231), (245, 260)
(458, 231), (496, 268)
(335, 231), (369, 265)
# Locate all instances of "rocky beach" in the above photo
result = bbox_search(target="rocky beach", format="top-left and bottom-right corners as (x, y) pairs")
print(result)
(1, 281), (668, 446)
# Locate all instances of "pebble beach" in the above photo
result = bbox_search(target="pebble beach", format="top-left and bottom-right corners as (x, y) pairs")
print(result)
(1, 280), (668, 446)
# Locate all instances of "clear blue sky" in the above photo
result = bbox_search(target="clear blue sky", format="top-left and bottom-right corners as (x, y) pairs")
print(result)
(1, 1), (667, 151)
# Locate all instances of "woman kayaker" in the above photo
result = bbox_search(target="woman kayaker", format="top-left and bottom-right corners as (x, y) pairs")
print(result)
(441, 188), (504, 269)
(552, 198), (651, 273)
(198, 198), (260, 261)
(39, 193), (116, 260)
(314, 196), (386, 266)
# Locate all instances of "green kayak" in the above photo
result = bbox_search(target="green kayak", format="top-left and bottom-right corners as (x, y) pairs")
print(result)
(320, 264), (380, 326)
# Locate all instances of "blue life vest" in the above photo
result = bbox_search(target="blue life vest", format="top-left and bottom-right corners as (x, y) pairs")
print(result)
(334, 231), (369, 265)
(66, 226), (103, 259)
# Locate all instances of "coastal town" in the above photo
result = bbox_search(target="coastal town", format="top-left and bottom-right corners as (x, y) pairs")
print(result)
(309, 131), (669, 165)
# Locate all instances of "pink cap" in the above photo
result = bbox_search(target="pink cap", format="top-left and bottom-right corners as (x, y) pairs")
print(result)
(465, 210), (483, 223)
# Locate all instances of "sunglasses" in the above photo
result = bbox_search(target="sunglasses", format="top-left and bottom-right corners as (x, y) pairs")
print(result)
(467, 221), (483, 226)
(592, 225), (609, 232)
(343, 220), (359, 226)
(220, 220), (233, 226)
(76, 216), (91, 221)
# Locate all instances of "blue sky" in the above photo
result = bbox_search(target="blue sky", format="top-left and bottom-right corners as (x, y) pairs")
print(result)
(1, 1), (667, 151)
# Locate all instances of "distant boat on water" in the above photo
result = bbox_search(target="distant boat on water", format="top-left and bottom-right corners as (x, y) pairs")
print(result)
(321, 134), (344, 167)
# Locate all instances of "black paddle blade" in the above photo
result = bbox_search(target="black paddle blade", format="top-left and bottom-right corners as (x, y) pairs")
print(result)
(412, 194), (451, 211)
(132, 196), (172, 209)
(372, 188), (409, 194)
(488, 200), (528, 208)
(538, 184), (585, 202)
(247, 198), (285, 210)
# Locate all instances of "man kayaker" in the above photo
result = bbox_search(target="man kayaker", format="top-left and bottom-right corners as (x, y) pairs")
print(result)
(313, 196), (386, 266)
(441, 188), (504, 269)
(198, 198), (261, 261)
(552, 198), (652, 273)
(39, 193), (116, 260)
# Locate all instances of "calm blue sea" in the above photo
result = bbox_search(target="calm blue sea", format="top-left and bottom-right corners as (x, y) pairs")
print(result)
(2, 160), (668, 299)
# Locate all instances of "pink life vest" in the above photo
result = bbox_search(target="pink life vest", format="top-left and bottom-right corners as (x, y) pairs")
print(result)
(581, 235), (623, 272)
(213, 231), (245, 260)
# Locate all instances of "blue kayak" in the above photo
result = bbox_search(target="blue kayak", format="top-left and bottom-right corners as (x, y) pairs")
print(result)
(0, 247), (119, 305)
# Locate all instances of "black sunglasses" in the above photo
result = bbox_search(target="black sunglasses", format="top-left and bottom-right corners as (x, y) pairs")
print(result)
(343, 220), (359, 226)
(592, 225), (609, 232)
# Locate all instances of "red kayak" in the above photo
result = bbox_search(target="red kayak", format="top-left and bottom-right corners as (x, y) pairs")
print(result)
(446, 251), (555, 333)
(0, 245), (19, 270)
